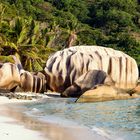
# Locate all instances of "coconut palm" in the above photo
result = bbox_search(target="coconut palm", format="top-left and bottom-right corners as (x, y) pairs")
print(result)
(0, 16), (57, 71)
(65, 20), (93, 48)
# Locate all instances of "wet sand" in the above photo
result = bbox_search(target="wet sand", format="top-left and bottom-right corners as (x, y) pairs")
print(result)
(0, 96), (109, 140)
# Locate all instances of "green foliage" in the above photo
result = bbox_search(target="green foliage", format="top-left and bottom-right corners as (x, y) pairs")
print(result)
(47, 0), (89, 22)
(0, 0), (140, 70)
(0, 55), (15, 63)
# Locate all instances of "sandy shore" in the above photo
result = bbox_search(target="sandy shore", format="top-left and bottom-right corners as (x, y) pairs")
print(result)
(0, 96), (47, 140)
(0, 96), (109, 140)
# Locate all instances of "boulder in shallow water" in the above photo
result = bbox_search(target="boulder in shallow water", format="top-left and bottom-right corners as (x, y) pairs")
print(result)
(76, 85), (140, 103)
(133, 85), (140, 94)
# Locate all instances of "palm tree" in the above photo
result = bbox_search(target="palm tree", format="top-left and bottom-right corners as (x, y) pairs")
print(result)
(0, 16), (57, 71)
(65, 20), (91, 47)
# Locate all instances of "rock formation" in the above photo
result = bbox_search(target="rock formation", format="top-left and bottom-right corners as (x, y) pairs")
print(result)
(76, 85), (140, 103)
(44, 45), (139, 97)
(0, 46), (139, 99)
(0, 62), (20, 91)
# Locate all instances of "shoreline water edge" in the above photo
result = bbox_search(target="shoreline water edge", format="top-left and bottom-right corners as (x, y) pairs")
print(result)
(0, 95), (109, 140)
(1, 91), (140, 140)
(0, 96), (47, 140)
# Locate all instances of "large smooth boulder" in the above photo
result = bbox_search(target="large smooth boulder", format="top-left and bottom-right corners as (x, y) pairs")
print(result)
(44, 46), (139, 97)
(0, 56), (46, 93)
(132, 84), (140, 94)
(61, 70), (114, 97)
(19, 71), (46, 93)
(12, 55), (47, 93)
(76, 85), (140, 103)
(0, 62), (20, 91)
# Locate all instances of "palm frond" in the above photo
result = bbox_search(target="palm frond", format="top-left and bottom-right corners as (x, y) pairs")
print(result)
(0, 55), (14, 63)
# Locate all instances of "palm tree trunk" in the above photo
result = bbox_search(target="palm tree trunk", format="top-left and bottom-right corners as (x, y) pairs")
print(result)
(67, 32), (77, 47)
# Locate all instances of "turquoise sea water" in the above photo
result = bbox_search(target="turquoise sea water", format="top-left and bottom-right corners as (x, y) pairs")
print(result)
(24, 97), (140, 140)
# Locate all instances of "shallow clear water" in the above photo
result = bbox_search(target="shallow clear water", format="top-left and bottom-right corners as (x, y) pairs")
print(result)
(24, 97), (140, 140)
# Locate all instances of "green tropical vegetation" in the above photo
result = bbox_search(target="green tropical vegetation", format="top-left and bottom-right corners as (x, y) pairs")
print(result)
(0, 0), (140, 71)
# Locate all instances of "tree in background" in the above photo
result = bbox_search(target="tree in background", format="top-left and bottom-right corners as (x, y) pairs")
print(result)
(0, 0), (140, 69)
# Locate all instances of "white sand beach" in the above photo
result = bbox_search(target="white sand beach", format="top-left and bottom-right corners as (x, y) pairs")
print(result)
(0, 116), (46, 140)
(0, 96), (46, 140)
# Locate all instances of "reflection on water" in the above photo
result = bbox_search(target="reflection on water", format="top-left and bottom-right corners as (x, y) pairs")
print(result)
(24, 98), (140, 140)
